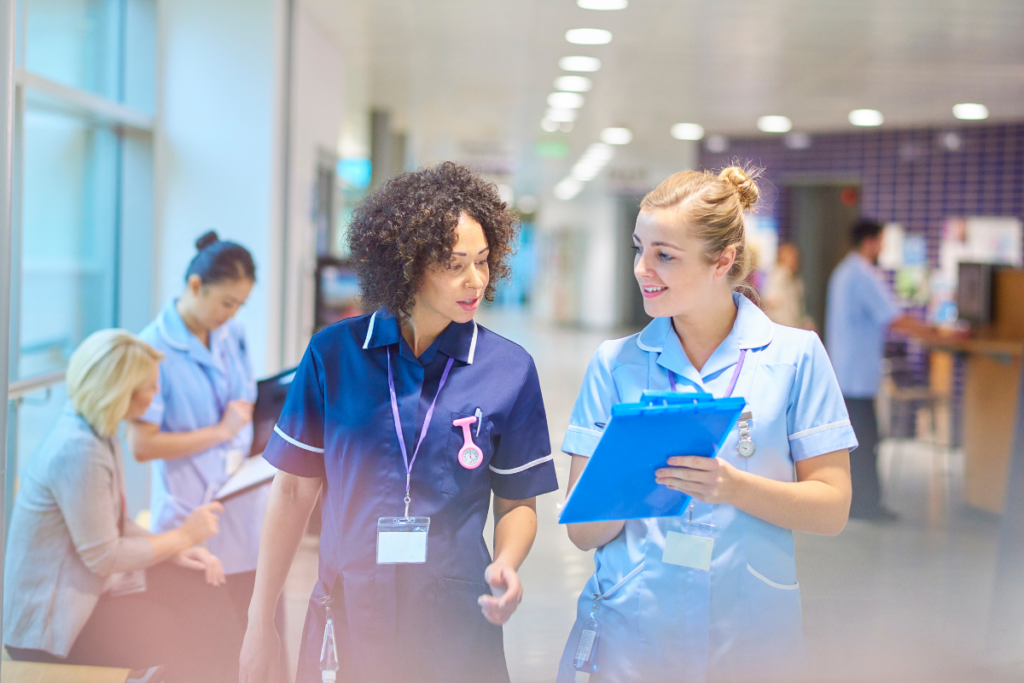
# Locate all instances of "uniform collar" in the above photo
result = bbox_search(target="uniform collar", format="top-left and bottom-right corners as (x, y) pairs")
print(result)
(362, 309), (480, 365)
(636, 293), (775, 384)
(156, 300), (228, 370)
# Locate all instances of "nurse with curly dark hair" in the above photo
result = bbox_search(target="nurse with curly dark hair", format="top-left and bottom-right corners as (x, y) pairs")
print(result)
(239, 162), (559, 683)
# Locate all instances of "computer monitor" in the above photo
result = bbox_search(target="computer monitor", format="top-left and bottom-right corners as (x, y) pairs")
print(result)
(957, 262), (994, 327)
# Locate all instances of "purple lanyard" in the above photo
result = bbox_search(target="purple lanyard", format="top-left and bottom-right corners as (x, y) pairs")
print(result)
(387, 347), (454, 517)
(669, 348), (747, 398)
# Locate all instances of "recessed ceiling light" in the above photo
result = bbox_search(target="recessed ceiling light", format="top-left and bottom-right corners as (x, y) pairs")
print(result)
(555, 75), (592, 92)
(670, 123), (704, 141)
(548, 92), (584, 109)
(554, 177), (584, 200)
(757, 116), (792, 133)
(540, 119), (559, 133)
(577, 0), (628, 9)
(560, 56), (601, 72)
(953, 103), (988, 120)
(600, 127), (632, 145)
(565, 28), (612, 45)
(848, 109), (883, 126)
(545, 108), (578, 122)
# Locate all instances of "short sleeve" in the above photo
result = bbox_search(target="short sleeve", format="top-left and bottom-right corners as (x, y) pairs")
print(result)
(787, 333), (860, 461)
(139, 364), (166, 426)
(561, 344), (620, 458)
(488, 359), (559, 500)
(263, 343), (326, 478)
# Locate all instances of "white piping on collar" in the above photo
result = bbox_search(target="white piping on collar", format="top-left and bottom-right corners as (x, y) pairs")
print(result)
(738, 322), (775, 351)
(467, 320), (479, 364)
(362, 311), (377, 350)
(157, 318), (189, 352)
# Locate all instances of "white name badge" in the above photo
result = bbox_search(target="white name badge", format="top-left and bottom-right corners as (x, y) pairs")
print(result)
(663, 530), (715, 571)
(377, 517), (430, 564)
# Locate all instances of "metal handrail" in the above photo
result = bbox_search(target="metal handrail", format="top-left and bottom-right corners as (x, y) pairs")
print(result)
(8, 371), (65, 401)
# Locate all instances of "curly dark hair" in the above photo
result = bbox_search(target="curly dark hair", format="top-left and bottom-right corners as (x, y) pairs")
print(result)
(347, 161), (518, 320)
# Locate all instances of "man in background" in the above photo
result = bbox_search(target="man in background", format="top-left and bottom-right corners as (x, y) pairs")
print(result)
(826, 218), (936, 521)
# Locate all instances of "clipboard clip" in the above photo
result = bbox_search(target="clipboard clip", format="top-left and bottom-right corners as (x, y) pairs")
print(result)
(639, 391), (714, 406)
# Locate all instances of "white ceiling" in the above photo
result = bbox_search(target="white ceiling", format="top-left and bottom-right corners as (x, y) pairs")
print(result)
(303, 0), (1024, 192)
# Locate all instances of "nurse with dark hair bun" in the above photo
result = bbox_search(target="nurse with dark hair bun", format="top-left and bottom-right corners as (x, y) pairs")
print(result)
(129, 231), (279, 644)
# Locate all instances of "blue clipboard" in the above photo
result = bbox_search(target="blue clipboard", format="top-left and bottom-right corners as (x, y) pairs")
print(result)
(559, 391), (745, 524)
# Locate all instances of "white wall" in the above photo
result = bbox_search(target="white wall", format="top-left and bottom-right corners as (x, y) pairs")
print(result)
(155, 0), (286, 375)
(280, 3), (345, 366)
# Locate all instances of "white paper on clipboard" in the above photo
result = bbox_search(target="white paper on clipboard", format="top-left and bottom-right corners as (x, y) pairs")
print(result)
(214, 454), (277, 502)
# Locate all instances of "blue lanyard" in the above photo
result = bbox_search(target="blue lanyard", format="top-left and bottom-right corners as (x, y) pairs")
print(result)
(668, 348), (747, 398)
(386, 348), (454, 517)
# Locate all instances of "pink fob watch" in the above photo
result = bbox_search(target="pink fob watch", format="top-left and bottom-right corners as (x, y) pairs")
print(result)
(452, 416), (483, 469)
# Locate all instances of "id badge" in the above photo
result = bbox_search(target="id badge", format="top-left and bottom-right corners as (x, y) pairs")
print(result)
(377, 517), (430, 564)
(662, 524), (717, 572)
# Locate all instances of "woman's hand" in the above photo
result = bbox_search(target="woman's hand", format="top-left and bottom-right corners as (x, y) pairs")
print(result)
(219, 399), (254, 440)
(178, 502), (224, 545)
(655, 456), (746, 505)
(239, 619), (282, 683)
(478, 562), (523, 626)
(173, 547), (226, 586)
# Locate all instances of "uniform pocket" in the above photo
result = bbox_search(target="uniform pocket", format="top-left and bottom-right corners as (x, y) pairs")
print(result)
(442, 411), (493, 496)
(432, 578), (508, 683)
(737, 562), (804, 671)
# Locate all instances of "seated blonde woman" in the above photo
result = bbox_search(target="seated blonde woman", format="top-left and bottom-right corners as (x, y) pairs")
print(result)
(3, 330), (244, 683)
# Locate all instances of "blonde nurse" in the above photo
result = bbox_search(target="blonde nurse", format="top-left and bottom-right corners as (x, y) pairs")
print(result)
(558, 167), (856, 682)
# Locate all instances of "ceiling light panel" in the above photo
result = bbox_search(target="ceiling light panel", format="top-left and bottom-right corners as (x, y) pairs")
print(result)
(565, 28), (612, 45)
(953, 103), (989, 120)
(670, 123), (704, 140)
(600, 127), (632, 145)
(848, 109), (884, 126)
(757, 116), (792, 133)
(548, 92), (584, 109)
(545, 108), (578, 122)
(555, 75), (592, 92)
(559, 56), (601, 72)
(577, 0), (628, 8)
(554, 178), (584, 201)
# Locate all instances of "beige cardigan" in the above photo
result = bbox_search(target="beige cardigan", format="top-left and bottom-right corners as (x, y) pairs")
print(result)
(3, 405), (153, 656)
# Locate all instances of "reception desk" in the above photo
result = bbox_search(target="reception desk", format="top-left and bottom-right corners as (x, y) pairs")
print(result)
(928, 269), (1024, 514)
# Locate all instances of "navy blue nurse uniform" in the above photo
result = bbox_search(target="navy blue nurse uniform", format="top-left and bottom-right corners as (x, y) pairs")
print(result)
(263, 309), (559, 683)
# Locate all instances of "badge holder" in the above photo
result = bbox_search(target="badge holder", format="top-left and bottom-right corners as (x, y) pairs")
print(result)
(663, 504), (718, 572)
(377, 515), (430, 564)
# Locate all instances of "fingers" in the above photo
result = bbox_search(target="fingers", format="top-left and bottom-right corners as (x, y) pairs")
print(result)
(666, 455), (716, 469)
(204, 502), (225, 515)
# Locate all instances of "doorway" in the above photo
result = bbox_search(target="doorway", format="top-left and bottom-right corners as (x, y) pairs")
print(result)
(787, 184), (862, 341)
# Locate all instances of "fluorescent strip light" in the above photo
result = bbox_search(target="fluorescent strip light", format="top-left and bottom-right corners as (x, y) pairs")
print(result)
(600, 127), (632, 145)
(577, 0), (628, 8)
(848, 109), (884, 126)
(545, 108), (578, 122)
(670, 123), (704, 141)
(548, 92), (585, 109)
(555, 75), (592, 92)
(565, 28), (612, 45)
(559, 56), (601, 72)
(757, 115), (792, 133)
(953, 103), (988, 120)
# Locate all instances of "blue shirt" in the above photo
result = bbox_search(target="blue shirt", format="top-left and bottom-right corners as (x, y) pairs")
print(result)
(139, 301), (264, 575)
(264, 309), (558, 683)
(825, 253), (901, 398)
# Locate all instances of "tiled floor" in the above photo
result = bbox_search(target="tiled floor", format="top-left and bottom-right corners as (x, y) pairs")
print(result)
(281, 310), (1021, 682)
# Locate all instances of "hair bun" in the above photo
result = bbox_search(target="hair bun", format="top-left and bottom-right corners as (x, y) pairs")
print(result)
(195, 230), (220, 251)
(719, 166), (760, 211)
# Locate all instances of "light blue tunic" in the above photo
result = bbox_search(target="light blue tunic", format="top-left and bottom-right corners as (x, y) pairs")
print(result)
(825, 253), (901, 399)
(139, 301), (266, 575)
(557, 294), (858, 683)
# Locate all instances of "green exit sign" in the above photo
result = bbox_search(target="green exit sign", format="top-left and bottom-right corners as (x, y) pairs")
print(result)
(535, 140), (569, 158)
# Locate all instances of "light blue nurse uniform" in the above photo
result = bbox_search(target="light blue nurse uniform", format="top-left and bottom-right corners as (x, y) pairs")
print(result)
(138, 301), (265, 575)
(557, 293), (858, 683)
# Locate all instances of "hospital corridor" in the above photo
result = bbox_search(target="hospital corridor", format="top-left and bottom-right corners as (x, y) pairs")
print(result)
(3, 1), (1024, 682)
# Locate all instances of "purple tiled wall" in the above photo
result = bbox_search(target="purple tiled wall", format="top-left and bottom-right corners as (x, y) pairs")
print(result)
(700, 122), (1024, 265)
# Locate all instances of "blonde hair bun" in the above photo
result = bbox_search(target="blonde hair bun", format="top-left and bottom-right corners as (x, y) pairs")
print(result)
(718, 166), (760, 212)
